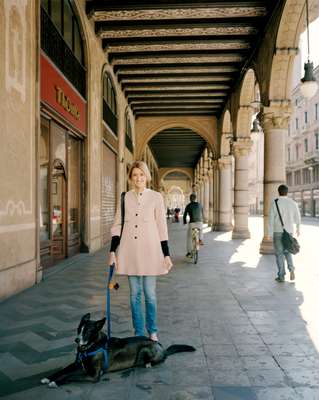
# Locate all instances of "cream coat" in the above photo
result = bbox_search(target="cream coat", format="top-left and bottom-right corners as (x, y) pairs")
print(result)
(111, 189), (169, 276)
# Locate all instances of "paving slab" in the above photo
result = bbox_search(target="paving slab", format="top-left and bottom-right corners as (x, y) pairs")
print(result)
(0, 216), (319, 399)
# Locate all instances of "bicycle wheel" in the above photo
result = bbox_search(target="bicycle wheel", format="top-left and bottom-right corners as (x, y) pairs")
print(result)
(193, 249), (198, 264)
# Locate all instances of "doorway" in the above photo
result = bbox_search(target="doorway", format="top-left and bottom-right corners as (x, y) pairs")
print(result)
(51, 160), (67, 261)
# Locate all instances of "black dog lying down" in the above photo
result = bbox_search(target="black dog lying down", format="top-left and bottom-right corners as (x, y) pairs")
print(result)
(41, 313), (195, 387)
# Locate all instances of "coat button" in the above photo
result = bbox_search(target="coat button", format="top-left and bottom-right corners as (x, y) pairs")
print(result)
(136, 213), (138, 216)
(135, 225), (138, 228)
(134, 236), (137, 239)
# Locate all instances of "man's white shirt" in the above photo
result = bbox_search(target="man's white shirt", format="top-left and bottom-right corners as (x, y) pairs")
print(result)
(268, 196), (301, 237)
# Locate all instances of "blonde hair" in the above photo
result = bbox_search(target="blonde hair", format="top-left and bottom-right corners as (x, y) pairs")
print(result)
(128, 161), (151, 182)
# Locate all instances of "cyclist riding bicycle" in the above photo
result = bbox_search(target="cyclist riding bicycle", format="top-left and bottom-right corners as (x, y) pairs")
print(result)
(183, 193), (204, 258)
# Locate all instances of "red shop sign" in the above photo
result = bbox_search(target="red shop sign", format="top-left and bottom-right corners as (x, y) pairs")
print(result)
(40, 53), (86, 134)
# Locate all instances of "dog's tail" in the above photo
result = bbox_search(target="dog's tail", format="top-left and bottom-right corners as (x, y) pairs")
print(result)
(165, 344), (196, 357)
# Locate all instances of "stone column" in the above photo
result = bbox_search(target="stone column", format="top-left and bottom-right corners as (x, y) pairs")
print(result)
(202, 151), (210, 223)
(213, 161), (220, 229)
(203, 177), (210, 223)
(259, 105), (290, 254)
(232, 138), (253, 239)
(208, 156), (214, 226)
(218, 156), (233, 231)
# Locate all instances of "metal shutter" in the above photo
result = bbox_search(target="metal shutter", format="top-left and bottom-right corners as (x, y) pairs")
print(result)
(101, 144), (117, 245)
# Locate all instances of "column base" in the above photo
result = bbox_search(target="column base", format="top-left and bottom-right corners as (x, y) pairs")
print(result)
(259, 236), (274, 254)
(216, 223), (233, 232)
(232, 228), (250, 239)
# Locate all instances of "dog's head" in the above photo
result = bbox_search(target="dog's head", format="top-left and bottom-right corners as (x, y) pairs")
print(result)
(75, 313), (106, 352)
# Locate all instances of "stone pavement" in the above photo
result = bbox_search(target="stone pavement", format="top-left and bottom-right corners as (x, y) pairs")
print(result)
(1, 217), (319, 400)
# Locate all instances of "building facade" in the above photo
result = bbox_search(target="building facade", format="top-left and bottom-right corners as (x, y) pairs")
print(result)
(286, 65), (319, 217)
(1, 0), (318, 299)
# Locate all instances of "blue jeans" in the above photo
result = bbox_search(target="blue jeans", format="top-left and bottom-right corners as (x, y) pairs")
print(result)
(128, 276), (157, 336)
(273, 232), (294, 279)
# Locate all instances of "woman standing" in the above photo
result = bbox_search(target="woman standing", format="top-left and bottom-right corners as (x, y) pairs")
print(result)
(108, 161), (173, 341)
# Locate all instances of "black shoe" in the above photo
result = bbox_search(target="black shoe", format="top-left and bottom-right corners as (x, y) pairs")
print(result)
(275, 277), (285, 282)
(186, 253), (191, 258)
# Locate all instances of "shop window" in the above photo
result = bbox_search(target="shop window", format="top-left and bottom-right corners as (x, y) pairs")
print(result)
(103, 73), (118, 135)
(40, 119), (50, 242)
(302, 168), (311, 184)
(41, 0), (86, 97)
(41, 0), (49, 13)
(125, 111), (133, 153)
(287, 146), (291, 162)
(51, 0), (62, 33)
(68, 136), (80, 236)
(63, 0), (73, 49)
(74, 21), (83, 64)
(294, 170), (301, 185)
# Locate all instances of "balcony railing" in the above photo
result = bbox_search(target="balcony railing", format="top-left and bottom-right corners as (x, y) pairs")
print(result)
(41, 8), (86, 98)
(103, 100), (118, 135)
(304, 150), (319, 165)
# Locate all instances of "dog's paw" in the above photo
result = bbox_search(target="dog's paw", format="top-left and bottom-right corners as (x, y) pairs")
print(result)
(145, 363), (152, 368)
(48, 381), (58, 388)
(41, 378), (50, 385)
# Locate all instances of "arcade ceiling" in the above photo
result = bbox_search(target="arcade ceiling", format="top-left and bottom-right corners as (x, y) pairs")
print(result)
(86, 0), (284, 167)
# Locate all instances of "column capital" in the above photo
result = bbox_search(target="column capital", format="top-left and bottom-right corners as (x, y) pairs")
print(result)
(218, 155), (232, 170)
(260, 102), (291, 130)
(233, 138), (253, 157)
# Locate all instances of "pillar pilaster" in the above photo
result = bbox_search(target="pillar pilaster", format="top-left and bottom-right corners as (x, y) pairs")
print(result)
(232, 138), (253, 239)
(259, 104), (291, 254)
(217, 156), (233, 231)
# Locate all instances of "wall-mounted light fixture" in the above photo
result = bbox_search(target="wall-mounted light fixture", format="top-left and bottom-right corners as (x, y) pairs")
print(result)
(250, 118), (260, 134)
(300, 0), (318, 99)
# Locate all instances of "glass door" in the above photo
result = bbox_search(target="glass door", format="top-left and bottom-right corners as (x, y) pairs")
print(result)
(51, 161), (66, 261)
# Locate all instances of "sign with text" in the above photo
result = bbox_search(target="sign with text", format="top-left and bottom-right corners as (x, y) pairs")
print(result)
(40, 53), (86, 134)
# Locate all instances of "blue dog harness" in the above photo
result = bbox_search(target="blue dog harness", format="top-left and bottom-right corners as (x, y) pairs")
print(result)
(77, 346), (109, 372)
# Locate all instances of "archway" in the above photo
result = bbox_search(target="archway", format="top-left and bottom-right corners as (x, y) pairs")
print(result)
(135, 115), (218, 160)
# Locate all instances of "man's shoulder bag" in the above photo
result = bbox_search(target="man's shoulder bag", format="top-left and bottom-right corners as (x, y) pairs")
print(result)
(274, 199), (300, 255)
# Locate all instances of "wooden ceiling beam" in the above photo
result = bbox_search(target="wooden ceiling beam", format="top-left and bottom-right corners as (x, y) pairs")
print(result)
(112, 54), (244, 65)
(129, 99), (223, 104)
(127, 92), (228, 98)
(120, 76), (233, 84)
(90, 7), (267, 22)
(98, 24), (258, 39)
(124, 84), (230, 91)
(105, 40), (251, 53)
(116, 66), (238, 74)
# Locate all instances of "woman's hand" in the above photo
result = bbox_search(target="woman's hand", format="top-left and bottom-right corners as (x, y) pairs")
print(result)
(108, 252), (117, 268)
(164, 256), (173, 272)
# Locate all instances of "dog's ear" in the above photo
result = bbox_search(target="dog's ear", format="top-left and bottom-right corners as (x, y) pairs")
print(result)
(77, 313), (91, 333)
(95, 317), (106, 331)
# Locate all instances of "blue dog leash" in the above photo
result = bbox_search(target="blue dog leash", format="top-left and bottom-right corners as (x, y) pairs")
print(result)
(76, 264), (116, 372)
(106, 263), (115, 339)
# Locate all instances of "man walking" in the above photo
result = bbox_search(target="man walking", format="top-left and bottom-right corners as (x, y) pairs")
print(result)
(269, 184), (301, 282)
(183, 193), (204, 258)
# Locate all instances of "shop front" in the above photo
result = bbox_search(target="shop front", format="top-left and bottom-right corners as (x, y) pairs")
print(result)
(293, 192), (302, 214)
(40, 53), (86, 267)
(302, 190), (312, 217)
(314, 189), (319, 217)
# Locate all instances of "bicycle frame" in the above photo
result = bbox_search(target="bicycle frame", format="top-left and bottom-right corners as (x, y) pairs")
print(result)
(191, 227), (200, 264)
